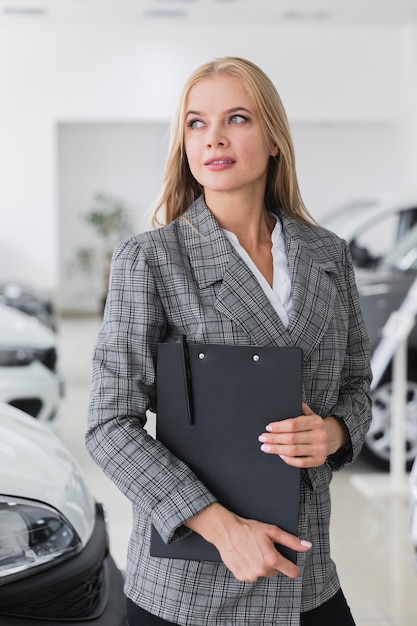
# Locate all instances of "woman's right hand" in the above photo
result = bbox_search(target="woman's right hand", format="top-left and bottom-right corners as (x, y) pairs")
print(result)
(184, 503), (312, 582)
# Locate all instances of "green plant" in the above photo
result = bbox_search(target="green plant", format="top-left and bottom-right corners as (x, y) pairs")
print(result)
(70, 193), (134, 308)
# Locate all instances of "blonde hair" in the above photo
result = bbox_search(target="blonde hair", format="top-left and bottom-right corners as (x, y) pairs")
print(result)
(153, 56), (315, 226)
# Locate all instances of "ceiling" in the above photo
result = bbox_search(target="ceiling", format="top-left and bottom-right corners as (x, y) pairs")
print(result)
(1, 0), (417, 27)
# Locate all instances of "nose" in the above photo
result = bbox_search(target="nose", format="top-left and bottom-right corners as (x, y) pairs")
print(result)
(206, 123), (228, 148)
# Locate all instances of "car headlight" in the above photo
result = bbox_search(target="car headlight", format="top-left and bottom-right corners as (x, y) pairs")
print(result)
(0, 347), (42, 367)
(0, 498), (81, 580)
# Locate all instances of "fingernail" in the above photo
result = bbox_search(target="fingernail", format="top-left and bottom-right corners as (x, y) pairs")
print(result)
(261, 444), (271, 452)
(301, 540), (312, 548)
(266, 424), (272, 432)
(258, 435), (267, 442)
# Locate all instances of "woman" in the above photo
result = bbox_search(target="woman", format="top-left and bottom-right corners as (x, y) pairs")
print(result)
(86, 57), (372, 625)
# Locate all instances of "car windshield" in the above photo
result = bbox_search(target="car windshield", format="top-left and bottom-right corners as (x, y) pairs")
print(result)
(321, 200), (385, 238)
(383, 224), (417, 270)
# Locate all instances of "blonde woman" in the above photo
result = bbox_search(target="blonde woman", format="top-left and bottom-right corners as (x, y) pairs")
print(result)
(86, 57), (371, 625)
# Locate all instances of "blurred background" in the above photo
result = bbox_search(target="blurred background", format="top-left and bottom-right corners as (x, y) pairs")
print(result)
(2, 2), (417, 624)
(1, 0), (416, 313)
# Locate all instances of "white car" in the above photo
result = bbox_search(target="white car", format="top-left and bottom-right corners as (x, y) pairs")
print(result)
(321, 197), (417, 268)
(410, 458), (417, 570)
(0, 402), (126, 624)
(0, 303), (63, 425)
(0, 280), (57, 331)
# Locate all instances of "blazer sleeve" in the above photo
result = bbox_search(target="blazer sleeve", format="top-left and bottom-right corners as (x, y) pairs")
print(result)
(85, 237), (217, 544)
(326, 240), (373, 470)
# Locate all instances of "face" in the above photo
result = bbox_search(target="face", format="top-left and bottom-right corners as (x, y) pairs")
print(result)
(183, 73), (278, 202)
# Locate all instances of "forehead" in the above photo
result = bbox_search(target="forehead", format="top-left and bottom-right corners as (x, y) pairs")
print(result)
(185, 73), (255, 111)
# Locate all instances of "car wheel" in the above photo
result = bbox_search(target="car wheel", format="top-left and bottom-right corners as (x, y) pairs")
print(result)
(363, 377), (417, 471)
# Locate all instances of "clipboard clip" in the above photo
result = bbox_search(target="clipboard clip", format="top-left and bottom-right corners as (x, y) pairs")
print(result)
(180, 335), (194, 425)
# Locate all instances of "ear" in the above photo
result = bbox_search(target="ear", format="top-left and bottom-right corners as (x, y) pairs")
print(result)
(270, 143), (279, 157)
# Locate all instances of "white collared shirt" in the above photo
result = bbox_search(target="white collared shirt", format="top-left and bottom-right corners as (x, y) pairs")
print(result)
(223, 214), (293, 327)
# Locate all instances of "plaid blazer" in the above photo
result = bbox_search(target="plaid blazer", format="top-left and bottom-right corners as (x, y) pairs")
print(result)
(86, 196), (372, 625)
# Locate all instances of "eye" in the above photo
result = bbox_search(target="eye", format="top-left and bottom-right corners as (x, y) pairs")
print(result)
(187, 118), (205, 129)
(229, 114), (248, 124)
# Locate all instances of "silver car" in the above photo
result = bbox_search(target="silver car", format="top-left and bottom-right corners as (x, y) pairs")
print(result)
(355, 225), (417, 470)
(322, 199), (417, 470)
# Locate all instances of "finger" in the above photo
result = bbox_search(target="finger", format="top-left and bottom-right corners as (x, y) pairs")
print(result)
(302, 402), (314, 415)
(258, 437), (324, 465)
(265, 414), (319, 435)
(265, 417), (299, 433)
(263, 416), (324, 444)
(273, 560), (300, 579)
(257, 546), (300, 579)
(267, 530), (312, 578)
(259, 441), (311, 457)
(259, 428), (318, 451)
(268, 525), (312, 553)
(277, 453), (316, 468)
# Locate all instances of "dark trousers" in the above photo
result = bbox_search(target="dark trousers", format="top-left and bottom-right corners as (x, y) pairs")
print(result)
(126, 588), (355, 625)
(300, 589), (355, 625)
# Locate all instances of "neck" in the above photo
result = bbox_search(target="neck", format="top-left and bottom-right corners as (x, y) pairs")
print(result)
(204, 190), (273, 248)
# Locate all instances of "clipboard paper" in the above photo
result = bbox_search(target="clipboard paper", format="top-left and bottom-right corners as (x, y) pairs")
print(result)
(150, 341), (302, 562)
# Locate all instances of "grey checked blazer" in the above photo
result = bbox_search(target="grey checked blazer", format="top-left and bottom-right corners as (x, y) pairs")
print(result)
(86, 195), (372, 625)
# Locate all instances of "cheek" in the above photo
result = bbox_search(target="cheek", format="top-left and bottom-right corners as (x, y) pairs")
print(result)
(185, 144), (203, 182)
(241, 136), (270, 165)
(245, 148), (270, 171)
(184, 140), (199, 169)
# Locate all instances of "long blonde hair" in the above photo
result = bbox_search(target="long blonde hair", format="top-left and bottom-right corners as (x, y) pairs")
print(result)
(153, 56), (315, 226)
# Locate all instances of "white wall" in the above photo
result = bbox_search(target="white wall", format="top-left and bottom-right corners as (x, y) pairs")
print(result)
(292, 123), (408, 217)
(58, 122), (169, 312)
(0, 20), (414, 304)
(400, 25), (417, 184)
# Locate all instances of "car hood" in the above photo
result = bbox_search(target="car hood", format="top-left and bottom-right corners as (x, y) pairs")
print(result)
(0, 281), (56, 331)
(321, 197), (417, 243)
(355, 265), (396, 282)
(355, 266), (412, 291)
(0, 403), (95, 545)
(0, 303), (55, 349)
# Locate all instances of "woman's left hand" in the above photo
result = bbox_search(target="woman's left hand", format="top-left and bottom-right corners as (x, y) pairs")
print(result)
(258, 402), (349, 468)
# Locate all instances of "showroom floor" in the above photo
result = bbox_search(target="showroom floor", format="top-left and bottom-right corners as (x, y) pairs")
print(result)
(56, 316), (417, 626)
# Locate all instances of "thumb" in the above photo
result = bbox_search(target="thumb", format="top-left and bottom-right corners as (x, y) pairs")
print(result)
(302, 402), (314, 416)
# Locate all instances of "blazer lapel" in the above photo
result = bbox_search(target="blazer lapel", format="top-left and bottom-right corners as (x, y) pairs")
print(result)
(282, 214), (339, 362)
(181, 197), (292, 347)
(181, 198), (339, 358)
(215, 254), (293, 347)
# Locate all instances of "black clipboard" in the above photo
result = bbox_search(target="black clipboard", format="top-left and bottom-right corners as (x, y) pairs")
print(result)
(150, 340), (302, 562)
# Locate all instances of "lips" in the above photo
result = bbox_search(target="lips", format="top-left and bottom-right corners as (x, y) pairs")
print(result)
(204, 157), (235, 172)
(204, 157), (235, 167)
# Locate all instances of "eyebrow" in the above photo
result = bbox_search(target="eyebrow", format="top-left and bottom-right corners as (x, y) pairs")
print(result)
(185, 106), (252, 117)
